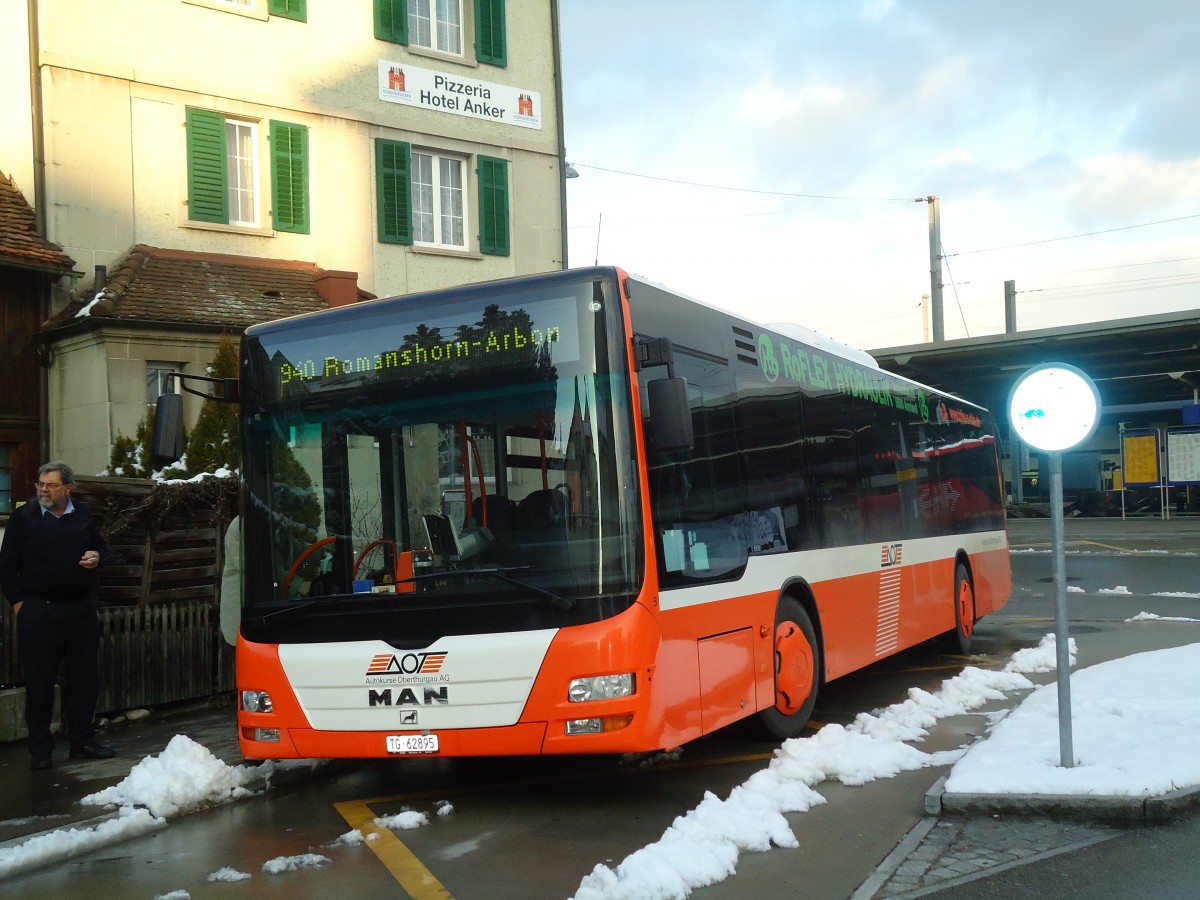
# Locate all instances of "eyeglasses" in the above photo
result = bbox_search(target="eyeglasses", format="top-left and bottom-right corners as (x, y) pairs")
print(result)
(35, 482), (67, 492)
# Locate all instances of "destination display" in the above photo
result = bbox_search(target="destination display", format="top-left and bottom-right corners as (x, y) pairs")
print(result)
(265, 295), (581, 398)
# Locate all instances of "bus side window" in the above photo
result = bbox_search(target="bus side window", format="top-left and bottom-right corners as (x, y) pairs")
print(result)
(644, 354), (747, 584)
(801, 393), (864, 548)
(733, 389), (811, 551)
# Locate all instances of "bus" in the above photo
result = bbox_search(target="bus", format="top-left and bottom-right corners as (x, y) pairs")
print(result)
(196, 266), (1009, 759)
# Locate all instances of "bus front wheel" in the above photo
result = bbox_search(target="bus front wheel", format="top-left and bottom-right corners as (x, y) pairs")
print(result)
(759, 597), (820, 741)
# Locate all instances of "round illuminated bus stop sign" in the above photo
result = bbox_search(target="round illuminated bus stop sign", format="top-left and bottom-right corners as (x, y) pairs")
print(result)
(1008, 362), (1101, 452)
(1007, 361), (1101, 769)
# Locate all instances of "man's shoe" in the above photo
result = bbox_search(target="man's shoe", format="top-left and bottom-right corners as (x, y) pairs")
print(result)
(31, 756), (53, 770)
(69, 740), (115, 760)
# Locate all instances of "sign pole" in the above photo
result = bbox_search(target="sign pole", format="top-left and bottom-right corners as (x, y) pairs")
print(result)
(1008, 362), (1099, 771)
(1048, 451), (1075, 767)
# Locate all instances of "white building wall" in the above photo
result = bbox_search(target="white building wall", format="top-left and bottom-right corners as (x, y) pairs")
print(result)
(19, 0), (565, 468)
(32, 0), (563, 299)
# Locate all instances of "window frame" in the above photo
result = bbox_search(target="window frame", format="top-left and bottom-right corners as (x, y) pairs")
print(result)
(375, 139), (509, 256)
(147, 363), (182, 410)
(185, 108), (310, 235)
(412, 149), (467, 250)
(409, 0), (464, 56)
(375, 0), (507, 67)
(225, 118), (262, 228)
(185, 0), (269, 21)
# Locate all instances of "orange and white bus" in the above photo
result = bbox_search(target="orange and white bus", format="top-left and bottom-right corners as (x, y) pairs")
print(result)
(230, 266), (1010, 759)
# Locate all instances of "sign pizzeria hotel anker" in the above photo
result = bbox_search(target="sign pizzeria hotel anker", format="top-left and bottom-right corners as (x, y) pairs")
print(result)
(378, 60), (542, 130)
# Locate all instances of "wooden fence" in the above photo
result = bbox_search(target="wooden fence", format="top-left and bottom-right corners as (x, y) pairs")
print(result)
(0, 475), (236, 712)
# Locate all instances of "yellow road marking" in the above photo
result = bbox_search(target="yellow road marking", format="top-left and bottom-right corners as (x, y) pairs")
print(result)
(1013, 539), (1141, 553)
(331, 745), (786, 893)
(333, 799), (453, 899)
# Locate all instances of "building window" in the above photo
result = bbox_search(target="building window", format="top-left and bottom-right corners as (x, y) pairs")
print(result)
(0, 444), (13, 514)
(186, 108), (309, 233)
(413, 151), (465, 248)
(410, 0), (462, 55)
(225, 119), (260, 227)
(147, 364), (180, 409)
(375, 140), (509, 256)
(374, 0), (506, 67)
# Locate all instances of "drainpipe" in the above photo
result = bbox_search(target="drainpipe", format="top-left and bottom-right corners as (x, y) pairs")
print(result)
(27, 0), (52, 459)
(550, 0), (569, 269)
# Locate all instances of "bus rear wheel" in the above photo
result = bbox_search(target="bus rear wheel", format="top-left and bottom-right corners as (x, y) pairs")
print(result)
(759, 597), (819, 741)
(940, 562), (975, 655)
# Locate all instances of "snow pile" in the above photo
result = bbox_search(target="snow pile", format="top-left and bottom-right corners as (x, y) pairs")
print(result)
(0, 734), (318, 881)
(82, 734), (257, 817)
(262, 853), (330, 874)
(572, 637), (1065, 900)
(0, 807), (165, 879)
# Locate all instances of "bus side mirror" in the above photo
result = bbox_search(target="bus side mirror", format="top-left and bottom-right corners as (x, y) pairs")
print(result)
(151, 393), (185, 467)
(647, 376), (694, 453)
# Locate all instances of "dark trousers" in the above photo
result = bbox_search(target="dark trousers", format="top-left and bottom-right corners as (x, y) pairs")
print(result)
(16, 597), (101, 758)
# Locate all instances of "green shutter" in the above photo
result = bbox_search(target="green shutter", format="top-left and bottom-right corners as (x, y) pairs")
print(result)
(270, 120), (309, 234)
(376, 139), (413, 245)
(374, 0), (408, 44)
(474, 0), (506, 66)
(269, 0), (306, 22)
(186, 108), (228, 224)
(477, 155), (509, 256)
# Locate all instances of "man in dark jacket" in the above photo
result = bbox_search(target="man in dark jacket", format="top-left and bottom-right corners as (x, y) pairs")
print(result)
(0, 461), (115, 769)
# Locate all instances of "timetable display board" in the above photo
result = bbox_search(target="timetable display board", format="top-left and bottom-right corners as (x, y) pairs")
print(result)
(1166, 427), (1200, 486)
(1121, 429), (1161, 487)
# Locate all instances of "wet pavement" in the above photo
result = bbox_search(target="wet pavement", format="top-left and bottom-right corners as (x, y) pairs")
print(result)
(1, 513), (1198, 898)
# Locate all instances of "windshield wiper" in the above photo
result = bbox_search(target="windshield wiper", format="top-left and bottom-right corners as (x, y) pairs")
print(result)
(401, 566), (576, 610)
(251, 567), (575, 624)
(250, 594), (352, 625)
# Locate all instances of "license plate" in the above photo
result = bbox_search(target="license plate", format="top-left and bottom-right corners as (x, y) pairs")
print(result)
(386, 734), (439, 754)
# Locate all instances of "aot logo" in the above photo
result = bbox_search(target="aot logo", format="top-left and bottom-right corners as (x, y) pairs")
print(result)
(758, 334), (780, 383)
(880, 543), (903, 568)
(366, 651), (448, 677)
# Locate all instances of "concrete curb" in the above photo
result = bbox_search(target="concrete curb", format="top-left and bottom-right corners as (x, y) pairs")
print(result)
(925, 774), (1200, 822)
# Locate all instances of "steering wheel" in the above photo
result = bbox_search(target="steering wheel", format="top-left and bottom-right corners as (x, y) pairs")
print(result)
(353, 538), (398, 580)
(279, 536), (338, 599)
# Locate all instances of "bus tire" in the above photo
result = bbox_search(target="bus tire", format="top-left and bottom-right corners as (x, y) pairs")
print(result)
(759, 597), (820, 741)
(940, 562), (975, 655)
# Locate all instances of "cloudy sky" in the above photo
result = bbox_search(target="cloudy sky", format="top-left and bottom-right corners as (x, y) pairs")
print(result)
(558, 0), (1200, 350)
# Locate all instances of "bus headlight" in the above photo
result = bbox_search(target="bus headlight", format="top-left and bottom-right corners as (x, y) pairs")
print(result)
(568, 673), (635, 703)
(241, 690), (274, 713)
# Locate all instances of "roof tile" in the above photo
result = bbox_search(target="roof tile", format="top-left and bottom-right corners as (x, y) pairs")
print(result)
(45, 244), (365, 330)
(0, 171), (77, 275)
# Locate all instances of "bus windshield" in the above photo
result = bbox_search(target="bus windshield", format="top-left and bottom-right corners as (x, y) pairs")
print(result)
(238, 273), (642, 643)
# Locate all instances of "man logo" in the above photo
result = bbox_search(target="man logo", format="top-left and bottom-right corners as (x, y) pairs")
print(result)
(369, 687), (449, 707)
(366, 651), (447, 677)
